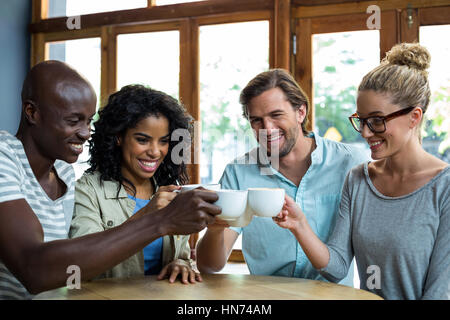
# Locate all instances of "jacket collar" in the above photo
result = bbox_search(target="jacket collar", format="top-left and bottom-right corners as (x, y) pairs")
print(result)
(103, 177), (158, 199)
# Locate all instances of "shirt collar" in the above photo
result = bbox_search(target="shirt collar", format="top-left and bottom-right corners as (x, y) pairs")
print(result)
(308, 132), (324, 165)
(103, 177), (158, 199)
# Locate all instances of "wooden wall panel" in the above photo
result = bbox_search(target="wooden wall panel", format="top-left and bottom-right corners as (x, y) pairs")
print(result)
(295, 18), (313, 132)
(180, 19), (200, 185)
(100, 26), (117, 108)
(274, 0), (291, 70)
(380, 10), (400, 60)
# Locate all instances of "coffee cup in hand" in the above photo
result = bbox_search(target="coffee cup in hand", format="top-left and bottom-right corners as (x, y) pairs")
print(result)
(213, 190), (248, 221)
(248, 188), (285, 217)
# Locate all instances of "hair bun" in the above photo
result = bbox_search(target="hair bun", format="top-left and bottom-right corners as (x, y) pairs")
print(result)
(385, 42), (431, 72)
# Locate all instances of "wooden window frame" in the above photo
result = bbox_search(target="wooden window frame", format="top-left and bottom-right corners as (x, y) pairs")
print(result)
(292, 0), (450, 131)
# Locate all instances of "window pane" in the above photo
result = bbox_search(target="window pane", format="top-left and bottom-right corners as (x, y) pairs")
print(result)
(313, 31), (379, 157)
(47, 38), (101, 179)
(200, 21), (269, 185)
(199, 21), (269, 254)
(420, 25), (450, 162)
(48, 0), (147, 18)
(117, 31), (180, 98)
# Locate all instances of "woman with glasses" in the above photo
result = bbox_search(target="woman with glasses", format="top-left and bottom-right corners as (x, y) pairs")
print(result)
(273, 43), (449, 299)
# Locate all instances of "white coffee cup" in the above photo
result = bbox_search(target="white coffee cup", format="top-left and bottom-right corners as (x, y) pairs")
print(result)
(214, 190), (248, 221)
(227, 205), (254, 227)
(179, 183), (221, 192)
(248, 188), (285, 217)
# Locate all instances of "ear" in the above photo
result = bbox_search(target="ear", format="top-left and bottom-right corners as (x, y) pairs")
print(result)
(22, 100), (39, 125)
(409, 106), (423, 129)
(296, 104), (307, 125)
(116, 135), (122, 146)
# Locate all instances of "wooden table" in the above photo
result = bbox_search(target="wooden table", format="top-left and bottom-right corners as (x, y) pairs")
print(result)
(34, 273), (382, 300)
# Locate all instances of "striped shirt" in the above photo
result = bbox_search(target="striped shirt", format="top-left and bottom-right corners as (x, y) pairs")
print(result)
(0, 131), (75, 299)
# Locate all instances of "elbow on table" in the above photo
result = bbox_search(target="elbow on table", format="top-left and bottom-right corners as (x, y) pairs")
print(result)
(197, 262), (224, 274)
(17, 268), (51, 295)
(14, 254), (66, 295)
(196, 254), (226, 274)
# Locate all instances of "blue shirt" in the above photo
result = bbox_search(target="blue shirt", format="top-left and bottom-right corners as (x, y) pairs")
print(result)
(219, 133), (369, 286)
(128, 195), (163, 275)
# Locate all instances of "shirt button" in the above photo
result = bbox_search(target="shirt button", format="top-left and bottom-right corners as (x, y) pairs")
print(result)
(107, 220), (114, 227)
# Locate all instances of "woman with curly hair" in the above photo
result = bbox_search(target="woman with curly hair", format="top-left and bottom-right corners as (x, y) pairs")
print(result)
(273, 43), (449, 299)
(70, 84), (200, 284)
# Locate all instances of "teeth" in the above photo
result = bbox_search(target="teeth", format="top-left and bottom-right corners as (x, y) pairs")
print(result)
(369, 141), (383, 147)
(140, 160), (157, 167)
(70, 143), (83, 150)
(268, 135), (281, 142)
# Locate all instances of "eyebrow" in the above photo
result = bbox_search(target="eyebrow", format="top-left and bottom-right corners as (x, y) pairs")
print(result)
(249, 109), (286, 119)
(357, 111), (384, 117)
(66, 112), (96, 119)
(133, 133), (170, 139)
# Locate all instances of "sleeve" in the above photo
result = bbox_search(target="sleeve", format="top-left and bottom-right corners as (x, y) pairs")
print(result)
(0, 145), (25, 204)
(422, 183), (450, 300)
(218, 164), (243, 235)
(172, 235), (195, 269)
(69, 174), (105, 238)
(318, 171), (355, 283)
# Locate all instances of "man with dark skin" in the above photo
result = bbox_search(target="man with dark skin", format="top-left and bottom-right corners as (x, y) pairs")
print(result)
(0, 60), (221, 298)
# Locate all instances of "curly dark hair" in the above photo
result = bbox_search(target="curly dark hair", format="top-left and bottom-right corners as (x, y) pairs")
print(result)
(87, 84), (193, 196)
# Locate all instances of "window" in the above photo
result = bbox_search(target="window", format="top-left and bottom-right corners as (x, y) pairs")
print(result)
(197, 20), (269, 254)
(419, 25), (450, 162)
(47, 38), (101, 179)
(117, 31), (180, 98)
(48, 0), (147, 18)
(313, 30), (379, 157)
(199, 21), (269, 185)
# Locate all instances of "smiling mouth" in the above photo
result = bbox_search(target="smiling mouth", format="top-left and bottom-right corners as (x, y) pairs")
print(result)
(368, 140), (384, 150)
(138, 159), (159, 172)
(69, 143), (84, 154)
(268, 134), (283, 142)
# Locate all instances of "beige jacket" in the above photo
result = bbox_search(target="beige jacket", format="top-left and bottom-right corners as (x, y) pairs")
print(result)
(69, 171), (192, 279)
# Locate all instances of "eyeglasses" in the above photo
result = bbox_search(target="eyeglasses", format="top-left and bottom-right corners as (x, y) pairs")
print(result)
(348, 106), (415, 134)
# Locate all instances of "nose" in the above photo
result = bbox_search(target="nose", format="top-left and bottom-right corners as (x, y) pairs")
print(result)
(262, 118), (276, 130)
(78, 123), (91, 141)
(146, 141), (161, 158)
(360, 121), (373, 139)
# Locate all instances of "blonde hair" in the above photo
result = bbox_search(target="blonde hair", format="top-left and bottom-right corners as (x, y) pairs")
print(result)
(358, 43), (432, 140)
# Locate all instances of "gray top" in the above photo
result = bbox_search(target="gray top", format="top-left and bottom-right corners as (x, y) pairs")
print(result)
(320, 162), (450, 300)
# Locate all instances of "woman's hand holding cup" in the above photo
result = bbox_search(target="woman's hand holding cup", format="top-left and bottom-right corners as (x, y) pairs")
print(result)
(273, 195), (307, 233)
